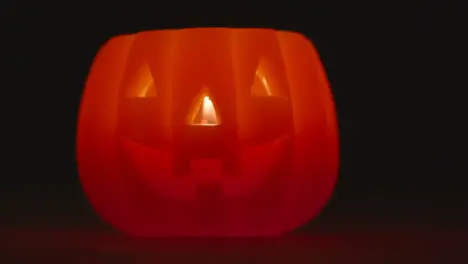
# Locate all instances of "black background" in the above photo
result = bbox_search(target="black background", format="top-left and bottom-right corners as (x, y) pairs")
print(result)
(1, 1), (466, 262)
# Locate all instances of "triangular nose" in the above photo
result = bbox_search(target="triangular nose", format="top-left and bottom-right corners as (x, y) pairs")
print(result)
(187, 86), (222, 126)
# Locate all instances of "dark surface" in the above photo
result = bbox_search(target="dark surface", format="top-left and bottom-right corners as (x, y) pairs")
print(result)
(1, 1), (465, 262)
(2, 228), (467, 263)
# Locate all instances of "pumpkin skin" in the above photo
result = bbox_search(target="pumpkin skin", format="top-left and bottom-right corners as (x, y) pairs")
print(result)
(76, 28), (339, 237)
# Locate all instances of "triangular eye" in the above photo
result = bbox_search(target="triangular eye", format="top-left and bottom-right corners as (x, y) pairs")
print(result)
(186, 86), (222, 126)
(125, 63), (158, 98)
(251, 68), (272, 96)
(250, 58), (281, 97)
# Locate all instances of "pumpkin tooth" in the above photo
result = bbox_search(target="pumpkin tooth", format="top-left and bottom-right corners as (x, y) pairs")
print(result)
(195, 181), (225, 227)
(222, 146), (240, 176)
(173, 153), (190, 176)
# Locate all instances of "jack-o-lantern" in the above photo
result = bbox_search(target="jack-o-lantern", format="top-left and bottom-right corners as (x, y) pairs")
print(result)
(76, 28), (339, 237)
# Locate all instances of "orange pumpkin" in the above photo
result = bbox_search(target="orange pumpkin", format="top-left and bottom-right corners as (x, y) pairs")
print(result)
(76, 28), (339, 237)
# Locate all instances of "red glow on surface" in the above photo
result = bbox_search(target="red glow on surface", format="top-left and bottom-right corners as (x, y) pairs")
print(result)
(76, 28), (339, 237)
(4, 228), (463, 262)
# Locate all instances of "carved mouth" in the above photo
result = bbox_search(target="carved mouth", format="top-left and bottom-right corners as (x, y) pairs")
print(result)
(118, 135), (292, 200)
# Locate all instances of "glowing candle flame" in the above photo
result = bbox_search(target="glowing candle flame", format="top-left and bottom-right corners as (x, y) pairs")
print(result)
(200, 96), (218, 126)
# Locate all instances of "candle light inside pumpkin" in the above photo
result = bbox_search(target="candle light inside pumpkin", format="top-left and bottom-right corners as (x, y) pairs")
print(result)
(180, 94), (224, 161)
(198, 96), (219, 126)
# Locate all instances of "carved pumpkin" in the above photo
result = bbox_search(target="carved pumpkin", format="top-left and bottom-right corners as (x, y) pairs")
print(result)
(76, 28), (339, 237)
